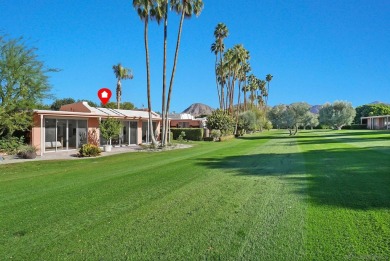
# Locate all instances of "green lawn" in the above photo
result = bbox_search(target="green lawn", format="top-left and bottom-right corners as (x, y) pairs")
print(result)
(1, 130), (389, 260)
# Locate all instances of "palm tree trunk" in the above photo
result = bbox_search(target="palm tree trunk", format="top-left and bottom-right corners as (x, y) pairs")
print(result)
(265, 81), (270, 107)
(243, 78), (247, 112)
(215, 55), (222, 110)
(144, 17), (157, 146)
(164, 8), (185, 144)
(161, 0), (168, 146)
(116, 80), (121, 109)
(219, 51), (224, 110)
(234, 80), (242, 135)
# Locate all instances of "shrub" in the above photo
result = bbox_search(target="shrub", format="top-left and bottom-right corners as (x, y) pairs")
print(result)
(264, 120), (273, 131)
(171, 128), (204, 141)
(100, 118), (122, 145)
(177, 131), (186, 143)
(220, 135), (235, 142)
(0, 136), (24, 155)
(210, 130), (221, 141)
(79, 144), (102, 157)
(206, 110), (234, 135)
(17, 145), (37, 159)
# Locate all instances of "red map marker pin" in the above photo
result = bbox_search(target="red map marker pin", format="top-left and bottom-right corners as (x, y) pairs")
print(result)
(98, 88), (112, 105)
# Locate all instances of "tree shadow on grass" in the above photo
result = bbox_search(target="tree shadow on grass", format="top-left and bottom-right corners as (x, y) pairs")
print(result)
(196, 146), (390, 210)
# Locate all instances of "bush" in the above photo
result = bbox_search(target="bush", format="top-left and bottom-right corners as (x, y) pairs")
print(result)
(100, 118), (122, 145)
(220, 135), (235, 142)
(206, 110), (234, 135)
(210, 130), (221, 141)
(171, 128), (204, 141)
(17, 145), (37, 159)
(203, 137), (214, 141)
(79, 144), (102, 157)
(264, 120), (273, 131)
(0, 136), (24, 155)
(177, 131), (186, 143)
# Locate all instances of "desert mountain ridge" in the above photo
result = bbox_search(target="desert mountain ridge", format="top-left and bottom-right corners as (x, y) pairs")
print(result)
(182, 103), (214, 117)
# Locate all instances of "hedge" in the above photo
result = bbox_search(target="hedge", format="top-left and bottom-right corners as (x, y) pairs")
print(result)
(351, 124), (367, 130)
(171, 128), (204, 141)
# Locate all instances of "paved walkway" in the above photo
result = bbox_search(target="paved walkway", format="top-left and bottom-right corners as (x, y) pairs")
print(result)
(0, 145), (144, 165)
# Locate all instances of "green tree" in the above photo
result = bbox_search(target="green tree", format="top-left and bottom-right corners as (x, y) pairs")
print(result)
(50, 98), (76, 110)
(78, 99), (99, 107)
(319, 101), (356, 130)
(211, 23), (229, 110)
(354, 103), (390, 123)
(99, 117), (122, 145)
(102, 101), (135, 110)
(237, 111), (257, 134)
(265, 74), (273, 107)
(302, 111), (319, 130)
(50, 98), (98, 110)
(268, 104), (287, 129)
(113, 63), (133, 109)
(206, 109), (234, 135)
(0, 36), (56, 137)
(281, 102), (311, 135)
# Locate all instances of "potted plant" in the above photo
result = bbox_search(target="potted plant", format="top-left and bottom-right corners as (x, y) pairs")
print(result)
(99, 117), (122, 152)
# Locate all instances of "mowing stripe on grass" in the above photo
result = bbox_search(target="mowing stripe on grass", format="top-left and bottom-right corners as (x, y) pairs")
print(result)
(298, 130), (390, 260)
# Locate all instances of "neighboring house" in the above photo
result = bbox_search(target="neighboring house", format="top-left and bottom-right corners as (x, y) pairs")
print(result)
(361, 115), (390, 130)
(31, 102), (162, 155)
(168, 113), (207, 129)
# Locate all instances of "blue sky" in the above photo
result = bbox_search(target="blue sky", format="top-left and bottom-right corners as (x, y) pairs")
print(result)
(1, 0), (389, 112)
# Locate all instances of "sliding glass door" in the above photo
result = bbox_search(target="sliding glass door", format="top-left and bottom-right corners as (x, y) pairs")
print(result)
(44, 118), (87, 152)
(118, 121), (138, 146)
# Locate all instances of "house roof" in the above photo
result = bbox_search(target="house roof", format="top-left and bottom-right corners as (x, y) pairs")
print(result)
(34, 102), (161, 120)
(361, 115), (390, 119)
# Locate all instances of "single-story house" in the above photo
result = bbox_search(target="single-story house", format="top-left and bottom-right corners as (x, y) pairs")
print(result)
(168, 113), (207, 128)
(31, 102), (162, 156)
(361, 115), (390, 130)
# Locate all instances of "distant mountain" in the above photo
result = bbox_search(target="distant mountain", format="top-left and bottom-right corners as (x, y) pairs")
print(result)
(182, 103), (214, 117)
(369, 101), (389, 105)
(310, 105), (322, 114)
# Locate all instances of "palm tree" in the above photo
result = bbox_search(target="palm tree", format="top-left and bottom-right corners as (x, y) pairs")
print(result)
(112, 63), (133, 109)
(159, 0), (169, 146)
(211, 39), (224, 109)
(162, 0), (204, 145)
(212, 23), (228, 110)
(265, 74), (273, 107)
(248, 74), (257, 108)
(240, 61), (251, 112)
(257, 79), (266, 108)
(133, 0), (160, 146)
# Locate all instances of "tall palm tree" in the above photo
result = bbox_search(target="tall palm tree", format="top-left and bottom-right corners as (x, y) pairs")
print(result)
(216, 60), (227, 110)
(212, 23), (228, 110)
(211, 39), (224, 109)
(241, 62), (251, 111)
(257, 79), (266, 108)
(162, 0), (204, 145)
(159, 0), (169, 146)
(112, 63), (133, 109)
(248, 74), (257, 108)
(265, 74), (273, 107)
(133, 0), (159, 146)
